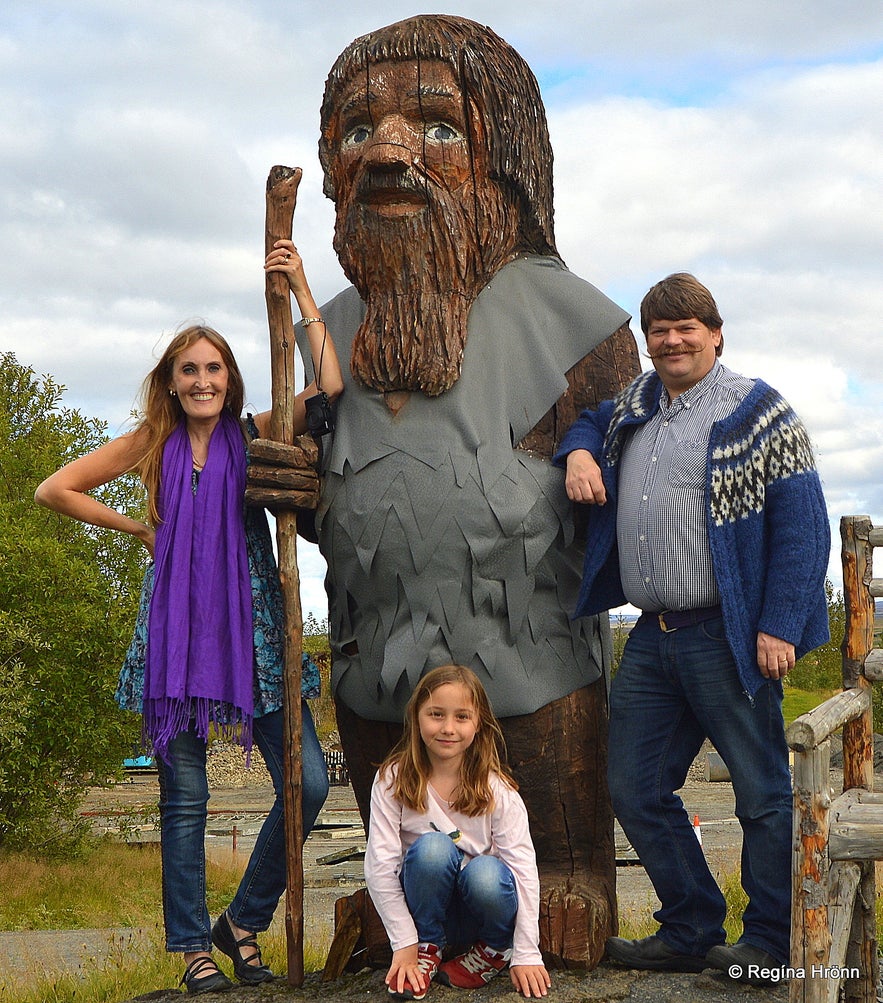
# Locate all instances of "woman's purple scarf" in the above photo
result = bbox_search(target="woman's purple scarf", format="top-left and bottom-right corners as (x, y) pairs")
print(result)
(142, 411), (254, 762)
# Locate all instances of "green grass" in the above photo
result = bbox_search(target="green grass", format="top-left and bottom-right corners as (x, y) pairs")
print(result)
(5, 927), (331, 1003)
(617, 864), (748, 944)
(0, 841), (244, 931)
(0, 842), (163, 931)
(0, 840), (330, 1002)
(783, 686), (837, 726)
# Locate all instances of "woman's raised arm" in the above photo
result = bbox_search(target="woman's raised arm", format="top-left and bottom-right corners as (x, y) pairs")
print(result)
(35, 428), (156, 554)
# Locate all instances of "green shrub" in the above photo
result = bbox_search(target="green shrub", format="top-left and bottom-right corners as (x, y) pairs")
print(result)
(0, 355), (145, 855)
(789, 579), (844, 694)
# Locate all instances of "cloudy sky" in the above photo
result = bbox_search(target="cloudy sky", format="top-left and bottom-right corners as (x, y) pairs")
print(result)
(2, 1), (881, 618)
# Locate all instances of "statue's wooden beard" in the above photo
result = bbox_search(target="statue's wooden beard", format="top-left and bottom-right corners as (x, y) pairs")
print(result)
(334, 178), (518, 397)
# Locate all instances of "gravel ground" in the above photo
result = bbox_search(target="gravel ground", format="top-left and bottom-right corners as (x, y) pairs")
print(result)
(115, 963), (790, 1003)
(205, 739), (274, 786)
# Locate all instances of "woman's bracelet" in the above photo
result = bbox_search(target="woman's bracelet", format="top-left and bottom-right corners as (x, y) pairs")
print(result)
(301, 317), (324, 327)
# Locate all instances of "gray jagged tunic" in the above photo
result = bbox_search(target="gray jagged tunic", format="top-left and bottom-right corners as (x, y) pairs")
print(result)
(303, 254), (630, 722)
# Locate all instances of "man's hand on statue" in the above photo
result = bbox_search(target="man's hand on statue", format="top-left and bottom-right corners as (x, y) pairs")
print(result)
(510, 963), (552, 998)
(756, 631), (796, 680)
(565, 449), (607, 505)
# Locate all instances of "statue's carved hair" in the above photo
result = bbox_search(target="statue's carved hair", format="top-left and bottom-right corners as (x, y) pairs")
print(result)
(319, 14), (557, 256)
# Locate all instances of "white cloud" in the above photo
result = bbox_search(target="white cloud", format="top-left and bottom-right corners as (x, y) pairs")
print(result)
(2, 0), (882, 614)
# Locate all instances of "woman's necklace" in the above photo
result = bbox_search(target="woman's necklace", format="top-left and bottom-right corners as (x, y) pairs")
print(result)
(189, 438), (209, 470)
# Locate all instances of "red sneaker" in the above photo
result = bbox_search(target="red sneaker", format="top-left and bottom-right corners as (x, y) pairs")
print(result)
(437, 940), (512, 989)
(388, 942), (441, 1000)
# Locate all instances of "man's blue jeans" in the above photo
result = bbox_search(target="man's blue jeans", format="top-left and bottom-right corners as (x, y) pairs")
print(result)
(156, 704), (329, 952)
(400, 831), (517, 951)
(608, 614), (791, 962)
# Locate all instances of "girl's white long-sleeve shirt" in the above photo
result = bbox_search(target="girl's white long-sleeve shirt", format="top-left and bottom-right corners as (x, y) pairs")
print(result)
(363, 765), (543, 967)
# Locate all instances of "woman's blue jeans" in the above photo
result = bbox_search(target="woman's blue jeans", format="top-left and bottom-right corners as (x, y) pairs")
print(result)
(607, 615), (792, 962)
(156, 704), (329, 952)
(400, 831), (517, 952)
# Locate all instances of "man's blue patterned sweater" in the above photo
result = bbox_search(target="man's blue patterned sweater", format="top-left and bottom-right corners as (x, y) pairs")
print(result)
(554, 369), (830, 697)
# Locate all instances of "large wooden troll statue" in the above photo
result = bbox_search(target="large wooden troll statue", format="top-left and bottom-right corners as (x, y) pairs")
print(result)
(301, 15), (639, 968)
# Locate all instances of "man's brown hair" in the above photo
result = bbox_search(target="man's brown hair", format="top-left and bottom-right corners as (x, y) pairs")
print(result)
(640, 272), (724, 355)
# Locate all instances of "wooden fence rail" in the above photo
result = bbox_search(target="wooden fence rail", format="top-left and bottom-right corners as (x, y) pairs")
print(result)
(787, 515), (881, 1003)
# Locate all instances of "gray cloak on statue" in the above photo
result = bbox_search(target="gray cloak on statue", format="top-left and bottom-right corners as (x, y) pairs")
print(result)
(299, 254), (630, 723)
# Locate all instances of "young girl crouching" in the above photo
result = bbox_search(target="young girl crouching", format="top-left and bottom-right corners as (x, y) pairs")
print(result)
(364, 665), (551, 1000)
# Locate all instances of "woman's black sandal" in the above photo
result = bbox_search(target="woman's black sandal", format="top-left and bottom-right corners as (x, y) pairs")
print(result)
(211, 911), (276, 984)
(180, 955), (233, 994)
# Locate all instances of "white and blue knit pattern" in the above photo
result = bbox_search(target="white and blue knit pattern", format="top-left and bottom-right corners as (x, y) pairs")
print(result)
(603, 371), (656, 466)
(708, 386), (818, 527)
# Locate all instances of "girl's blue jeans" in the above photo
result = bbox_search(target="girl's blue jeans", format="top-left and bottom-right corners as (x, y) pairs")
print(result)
(156, 704), (329, 952)
(400, 830), (517, 951)
(607, 614), (792, 962)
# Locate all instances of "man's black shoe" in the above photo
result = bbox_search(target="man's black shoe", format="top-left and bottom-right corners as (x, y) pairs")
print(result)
(605, 935), (708, 973)
(706, 941), (787, 985)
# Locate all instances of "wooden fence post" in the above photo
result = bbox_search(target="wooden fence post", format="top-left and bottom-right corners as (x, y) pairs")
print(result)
(791, 737), (832, 1003)
(839, 516), (877, 1003)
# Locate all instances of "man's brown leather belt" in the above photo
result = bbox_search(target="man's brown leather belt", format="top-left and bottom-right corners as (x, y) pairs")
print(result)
(648, 605), (723, 633)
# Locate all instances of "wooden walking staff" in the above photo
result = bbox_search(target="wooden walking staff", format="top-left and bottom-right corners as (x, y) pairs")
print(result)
(264, 163), (306, 987)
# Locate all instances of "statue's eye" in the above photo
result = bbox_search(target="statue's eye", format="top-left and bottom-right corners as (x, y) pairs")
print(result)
(426, 122), (460, 142)
(344, 125), (372, 146)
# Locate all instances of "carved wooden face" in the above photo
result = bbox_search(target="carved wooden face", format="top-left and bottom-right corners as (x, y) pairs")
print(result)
(330, 59), (483, 214)
(324, 57), (518, 397)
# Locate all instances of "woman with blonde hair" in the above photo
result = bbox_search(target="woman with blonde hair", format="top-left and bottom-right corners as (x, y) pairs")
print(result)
(36, 241), (342, 993)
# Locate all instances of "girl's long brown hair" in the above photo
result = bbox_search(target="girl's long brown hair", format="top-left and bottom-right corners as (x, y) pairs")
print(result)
(134, 324), (246, 525)
(378, 665), (517, 817)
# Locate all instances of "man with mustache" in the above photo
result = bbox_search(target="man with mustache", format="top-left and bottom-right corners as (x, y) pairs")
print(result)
(293, 15), (642, 969)
(557, 272), (830, 985)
